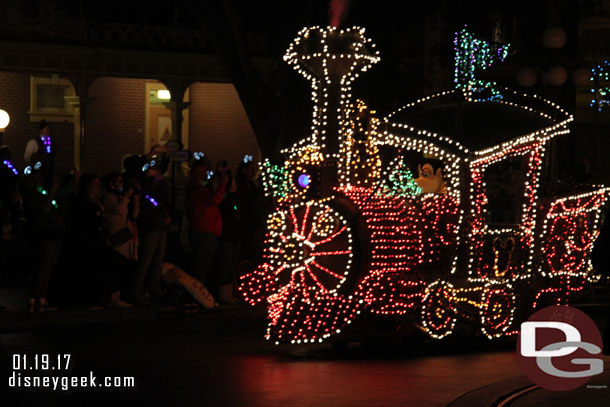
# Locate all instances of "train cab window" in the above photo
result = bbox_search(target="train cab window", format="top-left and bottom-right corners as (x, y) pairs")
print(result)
(382, 151), (452, 197)
(483, 157), (525, 225)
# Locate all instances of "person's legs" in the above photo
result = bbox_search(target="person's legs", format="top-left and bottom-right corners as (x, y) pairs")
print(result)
(133, 232), (156, 303)
(0, 239), (10, 284)
(105, 247), (121, 293)
(31, 240), (54, 297)
(29, 239), (45, 310)
(76, 243), (103, 306)
(104, 247), (132, 308)
(148, 230), (167, 301)
(190, 232), (218, 284)
(39, 240), (62, 307)
(30, 240), (47, 300)
(219, 241), (240, 285)
(217, 240), (240, 303)
(30, 239), (61, 310)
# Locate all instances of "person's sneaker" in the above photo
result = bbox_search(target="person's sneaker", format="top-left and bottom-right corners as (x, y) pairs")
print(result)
(108, 298), (133, 308)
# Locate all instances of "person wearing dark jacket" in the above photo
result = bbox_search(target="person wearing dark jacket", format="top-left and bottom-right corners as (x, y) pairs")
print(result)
(24, 121), (56, 187)
(217, 166), (240, 304)
(70, 174), (105, 306)
(22, 171), (64, 312)
(236, 159), (266, 266)
(0, 146), (22, 288)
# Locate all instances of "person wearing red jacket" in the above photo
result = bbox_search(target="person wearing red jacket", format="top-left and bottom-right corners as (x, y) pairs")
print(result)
(186, 159), (227, 284)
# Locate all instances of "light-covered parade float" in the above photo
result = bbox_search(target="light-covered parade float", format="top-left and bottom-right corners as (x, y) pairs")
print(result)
(238, 25), (609, 345)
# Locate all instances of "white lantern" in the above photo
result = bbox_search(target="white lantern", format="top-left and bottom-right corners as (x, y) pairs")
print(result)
(546, 65), (568, 86)
(542, 27), (567, 49)
(517, 67), (537, 87)
(0, 109), (10, 130)
(572, 67), (592, 87)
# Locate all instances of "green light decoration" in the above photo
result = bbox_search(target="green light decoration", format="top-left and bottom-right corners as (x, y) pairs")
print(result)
(454, 27), (510, 102)
(590, 60), (610, 112)
(261, 160), (293, 200)
(379, 159), (422, 197)
(36, 186), (58, 208)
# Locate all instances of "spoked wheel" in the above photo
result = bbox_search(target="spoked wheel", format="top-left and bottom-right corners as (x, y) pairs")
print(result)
(266, 201), (354, 299)
(249, 201), (362, 343)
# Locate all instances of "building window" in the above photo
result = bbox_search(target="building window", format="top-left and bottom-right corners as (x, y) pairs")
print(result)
(29, 75), (76, 123)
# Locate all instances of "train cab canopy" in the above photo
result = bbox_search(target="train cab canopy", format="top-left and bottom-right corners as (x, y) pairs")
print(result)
(382, 88), (572, 157)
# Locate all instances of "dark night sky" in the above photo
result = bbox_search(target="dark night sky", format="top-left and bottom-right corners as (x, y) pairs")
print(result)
(47, 0), (607, 161)
(69, 0), (598, 113)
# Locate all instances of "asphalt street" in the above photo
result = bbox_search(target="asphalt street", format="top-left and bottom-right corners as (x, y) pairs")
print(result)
(1, 311), (534, 407)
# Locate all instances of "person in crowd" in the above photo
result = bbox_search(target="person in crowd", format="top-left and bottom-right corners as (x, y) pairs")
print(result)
(22, 171), (64, 312)
(56, 171), (80, 218)
(186, 158), (227, 287)
(217, 163), (240, 304)
(24, 121), (56, 186)
(134, 166), (170, 305)
(236, 157), (266, 267)
(102, 172), (139, 308)
(69, 174), (106, 306)
(123, 144), (170, 181)
(49, 170), (83, 305)
(0, 146), (22, 288)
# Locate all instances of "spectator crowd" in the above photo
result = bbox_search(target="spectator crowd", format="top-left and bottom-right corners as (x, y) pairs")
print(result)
(0, 121), (266, 312)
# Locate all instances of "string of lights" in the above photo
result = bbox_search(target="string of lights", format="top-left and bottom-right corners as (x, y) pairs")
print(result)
(590, 60), (609, 111)
(41, 135), (52, 154)
(454, 27), (510, 102)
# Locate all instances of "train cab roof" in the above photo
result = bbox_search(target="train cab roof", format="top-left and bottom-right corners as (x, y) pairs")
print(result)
(383, 88), (573, 157)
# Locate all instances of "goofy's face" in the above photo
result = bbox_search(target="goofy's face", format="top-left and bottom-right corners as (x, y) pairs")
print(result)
(415, 163), (445, 194)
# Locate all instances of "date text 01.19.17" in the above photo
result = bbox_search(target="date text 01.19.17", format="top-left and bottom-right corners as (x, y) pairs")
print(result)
(12, 354), (71, 371)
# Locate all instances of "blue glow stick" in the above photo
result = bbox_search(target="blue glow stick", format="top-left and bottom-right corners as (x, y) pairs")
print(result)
(145, 195), (159, 207)
(2, 160), (19, 175)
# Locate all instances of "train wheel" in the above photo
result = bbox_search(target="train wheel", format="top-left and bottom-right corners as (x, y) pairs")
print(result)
(420, 281), (457, 339)
(479, 286), (516, 338)
(266, 201), (354, 299)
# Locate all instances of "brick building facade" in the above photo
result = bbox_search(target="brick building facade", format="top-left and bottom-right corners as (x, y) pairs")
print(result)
(0, 71), (74, 174)
(188, 82), (260, 172)
(0, 73), (259, 177)
(83, 77), (147, 174)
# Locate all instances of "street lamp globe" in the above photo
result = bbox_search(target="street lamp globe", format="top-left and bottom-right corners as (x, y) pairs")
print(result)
(0, 109), (10, 130)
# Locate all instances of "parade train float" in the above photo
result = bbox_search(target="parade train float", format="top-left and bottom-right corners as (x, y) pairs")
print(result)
(237, 26), (609, 345)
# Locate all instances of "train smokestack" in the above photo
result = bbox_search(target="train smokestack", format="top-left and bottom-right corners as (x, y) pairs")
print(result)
(284, 26), (379, 159)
